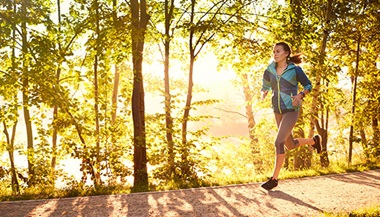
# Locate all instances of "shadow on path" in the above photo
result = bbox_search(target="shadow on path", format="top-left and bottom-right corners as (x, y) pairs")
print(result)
(324, 170), (380, 189)
(1, 170), (379, 217)
(268, 190), (324, 213)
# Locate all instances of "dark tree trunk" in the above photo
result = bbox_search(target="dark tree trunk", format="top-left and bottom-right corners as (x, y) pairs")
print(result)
(348, 35), (361, 165)
(131, 0), (149, 192)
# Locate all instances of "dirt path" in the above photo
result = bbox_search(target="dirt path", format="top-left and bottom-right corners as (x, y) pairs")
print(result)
(1, 169), (379, 217)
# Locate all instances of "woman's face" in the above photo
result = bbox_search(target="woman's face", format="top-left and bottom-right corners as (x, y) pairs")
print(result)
(273, 45), (289, 63)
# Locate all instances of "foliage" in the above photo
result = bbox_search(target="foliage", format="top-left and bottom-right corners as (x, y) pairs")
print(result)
(0, 0), (379, 199)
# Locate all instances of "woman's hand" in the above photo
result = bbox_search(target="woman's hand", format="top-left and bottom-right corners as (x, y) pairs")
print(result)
(291, 93), (303, 106)
(261, 90), (268, 100)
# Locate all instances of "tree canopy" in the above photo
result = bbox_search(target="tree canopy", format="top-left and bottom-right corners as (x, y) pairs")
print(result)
(0, 0), (379, 194)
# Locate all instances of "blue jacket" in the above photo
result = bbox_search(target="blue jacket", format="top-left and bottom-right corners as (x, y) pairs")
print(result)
(262, 62), (312, 114)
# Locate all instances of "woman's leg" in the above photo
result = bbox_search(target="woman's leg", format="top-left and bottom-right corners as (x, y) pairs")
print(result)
(272, 111), (299, 179)
(294, 138), (315, 146)
(273, 154), (285, 180)
(262, 112), (322, 190)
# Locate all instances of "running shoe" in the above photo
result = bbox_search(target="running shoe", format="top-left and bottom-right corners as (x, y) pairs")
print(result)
(261, 177), (278, 190)
(312, 135), (322, 154)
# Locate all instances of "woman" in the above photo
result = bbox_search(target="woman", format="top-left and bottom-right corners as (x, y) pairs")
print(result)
(260, 42), (322, 190)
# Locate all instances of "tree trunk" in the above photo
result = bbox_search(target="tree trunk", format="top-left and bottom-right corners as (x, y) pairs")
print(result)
(289, 0), (312, 170)
(3, 122), (20, 193)
(164, 0), (175, 173)
(308, 0), (333, 167)
(111, 66), (120, 123)
(7, 0), (20, 193)
(131, 0), (149, 192)
(348, 35), (361, 165)
(241, 73), (257, 149)
(320, 79), (330, 167)
(181, 53), (194, 175)
(316, 113), (329, 167)
(92, 0), (101, 186)
(51, 72), (59, 170)
(372, 115), (380, 157)
(51, 0), (62, 172)
(21, 0), (35, 186)
(181, 0), (196, 176)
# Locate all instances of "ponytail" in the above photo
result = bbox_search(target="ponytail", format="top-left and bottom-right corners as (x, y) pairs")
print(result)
(289, 53), (302, 64)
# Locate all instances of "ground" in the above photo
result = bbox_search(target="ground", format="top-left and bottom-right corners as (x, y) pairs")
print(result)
(1, 169), (379, 217)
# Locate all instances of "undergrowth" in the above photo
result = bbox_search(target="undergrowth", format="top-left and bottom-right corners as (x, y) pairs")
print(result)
(1, 160), (379, 202)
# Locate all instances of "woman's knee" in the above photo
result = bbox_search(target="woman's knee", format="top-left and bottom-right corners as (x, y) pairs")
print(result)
(275, 141), (285, 154)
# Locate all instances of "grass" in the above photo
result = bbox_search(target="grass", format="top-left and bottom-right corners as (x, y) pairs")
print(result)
(1, 160), (379, 203)
(276, 160), (380, 182)
(320, 205), (380, 217)
(208, 160), (380, 186)
(0, 182), (131, 202)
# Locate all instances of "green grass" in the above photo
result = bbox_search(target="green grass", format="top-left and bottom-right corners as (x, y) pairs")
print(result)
(276, 161), (380, 182)
(320, 205), (380, 217)
(0, 183), (131, 202)
(1, 161), (379, 202)
(208, 160), (380, 185)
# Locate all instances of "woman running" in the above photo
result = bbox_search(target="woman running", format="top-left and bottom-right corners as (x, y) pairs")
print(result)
(260, 42), (322, 190)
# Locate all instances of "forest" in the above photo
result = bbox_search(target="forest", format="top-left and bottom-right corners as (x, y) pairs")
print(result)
(0, 0), (379, 197)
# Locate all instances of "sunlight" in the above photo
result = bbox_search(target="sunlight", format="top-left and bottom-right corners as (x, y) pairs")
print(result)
(193, 54), (237, 86)
(31, 199), (59, 216)
(277, 0), (286, 6)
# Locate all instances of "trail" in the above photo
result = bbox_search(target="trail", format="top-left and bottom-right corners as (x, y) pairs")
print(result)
(1, 169), (379, 217)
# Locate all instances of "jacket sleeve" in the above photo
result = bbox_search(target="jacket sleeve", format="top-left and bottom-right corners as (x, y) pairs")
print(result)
(261, 70), (272, 91)
(295, 67), (312, 92)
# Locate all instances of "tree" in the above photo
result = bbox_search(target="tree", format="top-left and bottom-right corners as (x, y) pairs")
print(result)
(163, 0), (176, 179)
(180, 0), (253, 177)
(212, 0), (271, 171)
(331, 0), (380, 163)
(0, 0), (20, 194)
(130, 0), (150, 191)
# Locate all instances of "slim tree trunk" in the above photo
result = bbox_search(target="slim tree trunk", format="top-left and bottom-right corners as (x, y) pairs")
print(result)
(318, 80), (329, 167)
(21, 0), (35, 186)
(3, 122), (20, 193)
(181, 54), (194, 175)
(181, 0), (196, 176)
(372, 115), (380, 157)
(51, 0), (62, 171)
(131, 0), (149, 191)
(308, 0), (333, 138)
(93, 0), (101, 186)
(289, 0), (312, 170)
(164, 0), (175, 172)
(241, 73), (257, 149)
(7, 0), (20, 193)
(308, 0), (333, 168)
(111, 66), (120, 123)
(348, 35), (361, 165)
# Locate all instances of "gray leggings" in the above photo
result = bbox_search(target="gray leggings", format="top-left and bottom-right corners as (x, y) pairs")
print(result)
(274, 111), (300, 154)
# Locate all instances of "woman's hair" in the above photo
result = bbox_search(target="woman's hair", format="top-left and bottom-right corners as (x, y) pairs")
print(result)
(275, 42), (302, 64)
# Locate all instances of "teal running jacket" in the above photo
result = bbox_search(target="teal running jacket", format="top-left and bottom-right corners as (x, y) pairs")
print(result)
(261, 62), (312, 114)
